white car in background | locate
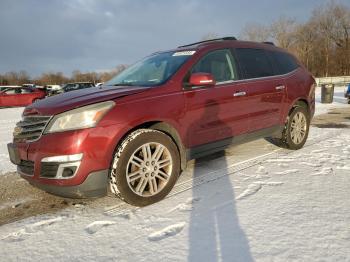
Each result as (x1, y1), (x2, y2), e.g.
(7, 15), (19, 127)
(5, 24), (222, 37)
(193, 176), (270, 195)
(45, 84), (63, 95)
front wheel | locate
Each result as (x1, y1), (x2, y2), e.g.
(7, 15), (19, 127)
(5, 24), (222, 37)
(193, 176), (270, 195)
(109, 129), (180, 206)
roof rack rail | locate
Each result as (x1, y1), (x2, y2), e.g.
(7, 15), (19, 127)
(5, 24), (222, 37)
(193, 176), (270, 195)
(262, 41), (275, 46)
(178, 36), (237, 48)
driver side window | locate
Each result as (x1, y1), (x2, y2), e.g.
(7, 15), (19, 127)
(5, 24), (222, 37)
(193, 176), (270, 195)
(191, 49), (238, 83)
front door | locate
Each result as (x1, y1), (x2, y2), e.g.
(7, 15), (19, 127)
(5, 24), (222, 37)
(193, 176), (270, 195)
(182, 49), (251, 148)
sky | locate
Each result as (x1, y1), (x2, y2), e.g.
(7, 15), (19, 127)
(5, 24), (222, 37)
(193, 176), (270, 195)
(0, 0), (348, 77)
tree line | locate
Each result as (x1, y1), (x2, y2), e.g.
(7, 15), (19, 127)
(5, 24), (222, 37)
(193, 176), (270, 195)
(240, 1), (350, 77)
(0, 65), (128, 86)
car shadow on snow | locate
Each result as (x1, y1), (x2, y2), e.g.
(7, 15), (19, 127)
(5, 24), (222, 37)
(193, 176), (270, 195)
(187, 100), (253, 261)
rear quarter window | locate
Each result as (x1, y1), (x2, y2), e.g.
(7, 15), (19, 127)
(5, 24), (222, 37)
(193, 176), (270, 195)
(235, 48), (274, 79)
(268, 51), (299, 75)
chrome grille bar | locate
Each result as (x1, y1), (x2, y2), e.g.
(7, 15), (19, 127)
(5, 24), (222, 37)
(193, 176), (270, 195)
(14, 115), (51, 142)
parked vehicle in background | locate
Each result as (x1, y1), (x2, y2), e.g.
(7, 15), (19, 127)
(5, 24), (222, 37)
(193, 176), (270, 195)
(0, 85), (21, 92)
(0, 87), (46, 107)
(56, 82), (95, 94)
(22, 83), (37, 89)
(45, 85), (63, 96)
(345, 83), (350, 104)
(8, 37), (315, 206)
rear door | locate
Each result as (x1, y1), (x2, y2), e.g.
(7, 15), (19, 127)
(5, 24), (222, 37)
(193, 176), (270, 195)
(182, 49), (251, 148)
(234, 48), (286, 132)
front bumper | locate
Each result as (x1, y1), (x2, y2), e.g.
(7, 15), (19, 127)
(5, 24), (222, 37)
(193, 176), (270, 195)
(8, 123), (126, 198)
(26, 169), (109, 198)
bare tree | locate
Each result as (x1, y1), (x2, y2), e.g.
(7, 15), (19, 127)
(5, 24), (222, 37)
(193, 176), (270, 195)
(270, 17), (297, 49)
(311, 1), (350, 76)
(293, 21), (318, 70)
(240, 23), (270, 42)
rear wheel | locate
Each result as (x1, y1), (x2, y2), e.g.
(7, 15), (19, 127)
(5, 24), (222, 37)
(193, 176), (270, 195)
(109, 129), (180, 206)
(275, 106), (310, 150)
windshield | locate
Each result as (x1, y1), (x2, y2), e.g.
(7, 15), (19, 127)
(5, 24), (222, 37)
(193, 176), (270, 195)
(105, 51), (194, 87)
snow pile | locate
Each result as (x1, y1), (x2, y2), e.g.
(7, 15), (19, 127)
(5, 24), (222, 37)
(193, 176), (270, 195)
(0, 107), (23, 175)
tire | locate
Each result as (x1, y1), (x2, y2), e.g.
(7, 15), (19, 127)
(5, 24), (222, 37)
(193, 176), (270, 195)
(276, 106), (310, 150)
(109, 129), (180, 206)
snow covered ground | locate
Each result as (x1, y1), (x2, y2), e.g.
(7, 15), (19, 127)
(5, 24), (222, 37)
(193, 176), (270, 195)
(0, 86), (350, 261)
(1, 126), (350, 261)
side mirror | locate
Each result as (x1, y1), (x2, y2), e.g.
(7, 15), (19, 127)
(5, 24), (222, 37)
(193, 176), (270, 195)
(189, 73), (216, 87)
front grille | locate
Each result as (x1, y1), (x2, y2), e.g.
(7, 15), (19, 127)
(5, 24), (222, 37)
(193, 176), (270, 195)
(40, 162), (59, 178)
(18, 160), (34, 175)
(14, 115), (51, 142)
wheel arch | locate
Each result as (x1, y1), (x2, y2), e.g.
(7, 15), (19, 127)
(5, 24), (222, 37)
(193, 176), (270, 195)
(288, 98), (309, 116)
(114, 121), (187, 172)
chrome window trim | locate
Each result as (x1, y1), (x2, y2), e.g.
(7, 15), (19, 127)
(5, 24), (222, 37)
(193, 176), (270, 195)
(214, 67), (299, 86)
(185, 66), (299, 90)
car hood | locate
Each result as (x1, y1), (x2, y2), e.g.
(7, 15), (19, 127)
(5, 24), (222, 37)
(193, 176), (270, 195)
(24, 85), (150, 116)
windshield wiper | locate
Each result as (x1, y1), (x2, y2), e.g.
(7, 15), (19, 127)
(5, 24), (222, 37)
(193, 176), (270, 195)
(111, 83), (135, 86)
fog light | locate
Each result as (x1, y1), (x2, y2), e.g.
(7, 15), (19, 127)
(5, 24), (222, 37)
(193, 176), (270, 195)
(62, 167), (77, 178)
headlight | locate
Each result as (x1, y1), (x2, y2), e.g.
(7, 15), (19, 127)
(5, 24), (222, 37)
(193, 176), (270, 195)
(44, 101), (115, 133)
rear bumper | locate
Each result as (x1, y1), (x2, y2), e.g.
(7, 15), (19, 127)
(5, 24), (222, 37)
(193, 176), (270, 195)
(24, 169), (109, 198)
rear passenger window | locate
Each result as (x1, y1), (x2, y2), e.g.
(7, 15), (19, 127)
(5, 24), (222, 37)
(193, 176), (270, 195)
(235, 48), (274, 79)
(22, 88), (33, 94)
(191, 49), (238, 83)
(269, 51), (299, 75)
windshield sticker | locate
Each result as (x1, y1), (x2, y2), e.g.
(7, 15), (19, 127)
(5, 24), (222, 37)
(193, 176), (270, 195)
(172, 51), (196, 56)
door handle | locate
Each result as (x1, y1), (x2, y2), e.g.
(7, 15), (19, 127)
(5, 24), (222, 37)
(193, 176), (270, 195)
(233, 91), (246, 97)
(275, 85), (285, 90)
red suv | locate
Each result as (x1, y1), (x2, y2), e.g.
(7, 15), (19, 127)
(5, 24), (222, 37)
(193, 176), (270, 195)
(8, 37), (315, 206)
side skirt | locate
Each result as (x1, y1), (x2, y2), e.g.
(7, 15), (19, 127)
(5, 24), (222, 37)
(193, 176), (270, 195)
(187, 125), (283, 160)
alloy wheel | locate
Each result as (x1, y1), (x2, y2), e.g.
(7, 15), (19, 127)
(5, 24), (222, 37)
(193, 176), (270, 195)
(290, 112), (307, 145)
(126, 142), (173, 197)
